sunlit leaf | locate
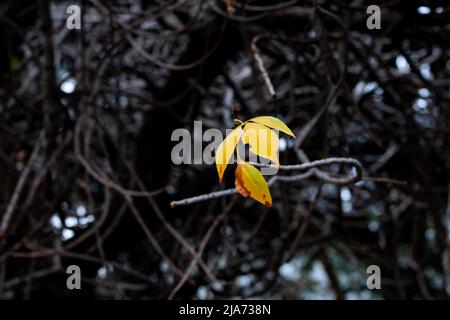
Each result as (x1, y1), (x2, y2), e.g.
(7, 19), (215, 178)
(242, 122), (280, 167)
(215, 125), (243, 183)
(249, 116), (296, 137)
(235, 162), (272, 207)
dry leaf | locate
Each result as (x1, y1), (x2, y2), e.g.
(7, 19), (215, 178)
(235, 162), (272, 207)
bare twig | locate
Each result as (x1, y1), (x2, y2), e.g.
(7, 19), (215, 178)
(251, 33), (276, 98)
(74, 114), (166, 198)
(170, 157), (363, 207)
(170, 188), (237, 208)
(0, 130), (44, 237)
(168, 200), (235, 300)
(124, 161), (220, 284)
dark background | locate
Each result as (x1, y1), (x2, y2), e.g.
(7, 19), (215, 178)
(0, 0), (450, 300)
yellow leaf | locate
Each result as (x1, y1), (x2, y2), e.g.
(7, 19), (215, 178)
(242, 122), (280, 167)
(215, 125), (243, 183)
(235, 162), (272, 207)
(249, 116), (296, 137)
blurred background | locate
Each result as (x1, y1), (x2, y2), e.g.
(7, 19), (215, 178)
(0, 0), (450, 299)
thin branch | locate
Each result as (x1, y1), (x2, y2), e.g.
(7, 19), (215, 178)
(251, 33), (276, 98)
(170, 157), (363, 207)
(168, 200), (235, 300)
(124, 161), (220, 284)
(170, 188), (237, 208)
(0, 130), (44, 237)
(74, 114), (166, 198)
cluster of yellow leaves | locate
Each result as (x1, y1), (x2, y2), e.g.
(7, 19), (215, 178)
(215, 116), (295, 207)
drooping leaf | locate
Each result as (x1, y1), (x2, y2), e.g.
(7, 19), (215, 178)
(249, 116), (296, 137)
(235, 162), (272, 207)
(215, 125), (243, 183)
(242, 122), (280, 167)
